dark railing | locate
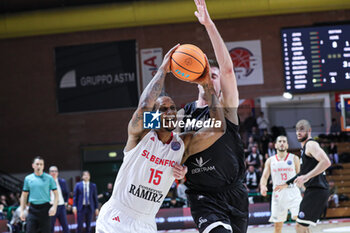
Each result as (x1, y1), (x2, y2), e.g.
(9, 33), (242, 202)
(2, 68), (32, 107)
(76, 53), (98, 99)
(0, 170), (23, 193)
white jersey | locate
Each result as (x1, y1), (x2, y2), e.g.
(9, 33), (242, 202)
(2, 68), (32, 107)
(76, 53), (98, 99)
(111, 130), (184, 217)
(269, 153), (302, 222)
(270, 153), (297, 189)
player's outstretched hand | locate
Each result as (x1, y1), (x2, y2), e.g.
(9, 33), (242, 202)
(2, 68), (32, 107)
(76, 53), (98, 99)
(194, 0), (212, 26)
(159, 44), (180, 73)
(274, 184), (287, 192)
(173, 164), (188, 180)
(192, 55), (211, 86)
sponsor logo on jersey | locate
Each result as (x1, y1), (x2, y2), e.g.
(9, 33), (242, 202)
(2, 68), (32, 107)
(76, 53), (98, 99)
(198, 217), (208, 228)
(141, 149), (177, 167)
(129, 184), (163, 203)
(150, 137), (155, 141)
(287, 160), (292, 165)
(298, 211), (305, 218)
(191, 157), (215, 174)
(143, 111), (161, 129)
(171, 141), (181, 151)
(112, 216), (120, 222)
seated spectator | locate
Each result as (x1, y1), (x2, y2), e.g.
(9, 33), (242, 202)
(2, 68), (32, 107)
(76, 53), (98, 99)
(66, 192), (74, 214)
(98, 182), (113, 205)
(330, 118), (341, 135)
(0, 195), (8, 207)
(249, 126), (261, 144)
(329, 142), (339, 164)
(10, 206), (28, 233)
(176, 179), (188, 206)
(8, 193), (19, 207)
(246, 146), (264, 171)
(328, 180), (339, 208)
(265, 141), (277, 160)
(244, 165), (261, 194)
(169, 197), (185, 208)
(0, 204), (6, 220)
(260, 129), (273, 156)
(245, 136), (256, 153)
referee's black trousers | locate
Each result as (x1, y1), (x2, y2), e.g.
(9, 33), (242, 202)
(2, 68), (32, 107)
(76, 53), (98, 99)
(26, 203), (51, 233)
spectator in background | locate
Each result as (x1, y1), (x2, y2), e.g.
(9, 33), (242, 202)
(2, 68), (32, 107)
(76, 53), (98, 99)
(66, 192), (74, 214)
(245, 136), (256, 153)
(244, 165), (261, 194)
(260, 129), (273, 156)
(265, 142), (277, 159)
(0, 195), (8, 207)
(169, 197), (185, 208)
(9, 193), (19, 207)
(257, 111), (270, 135)
(330, 118), (341, 135)
(243, 112), (258, 134)
(176, 179), (188, 206)
(0, 204), (6, 220)
(98, 183), (113, 205)
(20, 156), (58, 233)
(73, 171), (99, 233)
(329, 142), (339, 164)
(11, 205), (28, 233)
(49, 166), (70, 233)
(246, 145), (264, 171)
(328, 180), (339, 208)
(249, 126), (261, 144)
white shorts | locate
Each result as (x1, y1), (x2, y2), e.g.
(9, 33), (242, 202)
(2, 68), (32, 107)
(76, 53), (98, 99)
(269, 187), (302, 223)
(96, 200), (157, 233)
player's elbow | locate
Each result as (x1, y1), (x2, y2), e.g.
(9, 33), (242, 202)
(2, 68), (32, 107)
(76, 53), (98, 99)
(139, 101), (153, 111)
(325, 159), (332, 168)
(221, 66), (235, 76)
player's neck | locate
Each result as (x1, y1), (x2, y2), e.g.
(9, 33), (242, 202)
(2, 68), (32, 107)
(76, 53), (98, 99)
(277, 151), (288, 160)
(300, 137), (312, 147)
(155, 130), (173, 144)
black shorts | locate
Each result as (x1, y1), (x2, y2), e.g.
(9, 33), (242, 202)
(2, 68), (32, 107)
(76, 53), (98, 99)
(187, 184), (248, 233)
(296, 187), (329, 226)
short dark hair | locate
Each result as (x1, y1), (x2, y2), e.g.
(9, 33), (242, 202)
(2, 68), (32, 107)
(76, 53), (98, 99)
(82, 170), (90, 176)
(209, 59), (219, 68)
(32, 156), (44, 163)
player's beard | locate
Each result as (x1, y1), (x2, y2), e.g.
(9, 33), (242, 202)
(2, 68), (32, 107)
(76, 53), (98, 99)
(277, 148), (286, 152)
(298, 135), (308, 142)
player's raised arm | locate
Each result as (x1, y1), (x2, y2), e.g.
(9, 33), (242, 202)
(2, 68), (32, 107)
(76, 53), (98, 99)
(194, 0), (239, 124)
(260, 158), (271, 196)
(180, 61), (226, 163)
(125, 44), (179, 151)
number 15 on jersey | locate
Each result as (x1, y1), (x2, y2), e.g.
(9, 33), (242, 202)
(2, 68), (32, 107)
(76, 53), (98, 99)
(148, 168), (163, 185)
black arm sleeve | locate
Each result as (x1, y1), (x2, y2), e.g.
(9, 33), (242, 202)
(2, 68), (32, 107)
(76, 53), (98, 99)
(286, 174), (299, 185)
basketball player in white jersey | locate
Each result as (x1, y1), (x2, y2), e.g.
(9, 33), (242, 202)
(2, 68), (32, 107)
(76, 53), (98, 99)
(96, 45), (226, 233)
(260, 135), (302, 233)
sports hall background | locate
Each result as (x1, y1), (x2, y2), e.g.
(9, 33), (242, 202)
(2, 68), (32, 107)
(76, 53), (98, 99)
(0, 0), (350, 231)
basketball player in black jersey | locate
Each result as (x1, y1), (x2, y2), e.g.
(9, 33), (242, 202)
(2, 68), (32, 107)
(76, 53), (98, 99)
(174, 0), (248, 232)
(275, 119), (331, 233)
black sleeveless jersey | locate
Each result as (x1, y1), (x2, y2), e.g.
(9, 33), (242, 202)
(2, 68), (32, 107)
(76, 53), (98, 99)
(300, 139), (329, 189)
(182, 101), (246, 192)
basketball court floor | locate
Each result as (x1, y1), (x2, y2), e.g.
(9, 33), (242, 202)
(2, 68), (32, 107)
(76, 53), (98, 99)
(159, 219), (350, 233)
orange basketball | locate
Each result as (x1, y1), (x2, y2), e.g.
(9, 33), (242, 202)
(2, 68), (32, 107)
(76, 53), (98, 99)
(170, 44), (206, 82)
